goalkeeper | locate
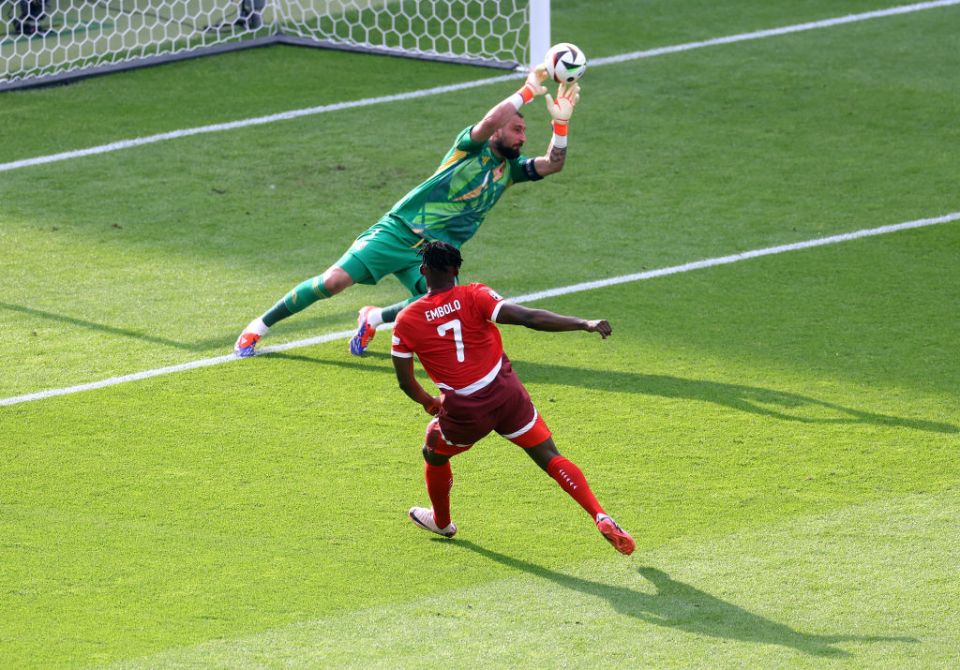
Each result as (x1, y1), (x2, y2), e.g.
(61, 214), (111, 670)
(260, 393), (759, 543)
(235, 67), (581, 357)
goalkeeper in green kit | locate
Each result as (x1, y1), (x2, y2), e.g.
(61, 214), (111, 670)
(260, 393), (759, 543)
(235, 66), (581, 357)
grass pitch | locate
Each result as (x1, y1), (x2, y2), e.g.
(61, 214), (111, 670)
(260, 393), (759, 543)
(1, 0), (959, 667)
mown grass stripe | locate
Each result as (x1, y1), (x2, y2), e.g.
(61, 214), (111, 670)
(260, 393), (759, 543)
(1, 0), (957, 174)
(2, 212), (957, 408)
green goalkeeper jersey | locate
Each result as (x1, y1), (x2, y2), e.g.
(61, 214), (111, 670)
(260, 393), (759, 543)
(388, 126), (542, 247)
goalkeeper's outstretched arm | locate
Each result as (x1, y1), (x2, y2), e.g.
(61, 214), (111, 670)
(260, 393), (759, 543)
(470, 65), (548, 143)
(531, 81), (580, 177)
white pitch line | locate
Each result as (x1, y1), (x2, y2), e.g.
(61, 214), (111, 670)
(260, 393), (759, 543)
(0, 329), (353, 407)
(2, 212), (958, 408)
(2, 0), (958, 174)
(591, 0), (960, 67)
(0, 77), (516, 173)
(508, 212), (960, 304)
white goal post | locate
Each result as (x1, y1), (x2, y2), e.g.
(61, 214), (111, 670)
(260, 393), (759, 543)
(1, 0), (550, 91)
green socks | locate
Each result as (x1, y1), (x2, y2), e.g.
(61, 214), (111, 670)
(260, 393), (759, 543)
(262, 275), (332, 327)
(380, 296), (419, 324)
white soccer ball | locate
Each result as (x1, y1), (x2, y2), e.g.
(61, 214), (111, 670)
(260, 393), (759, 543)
(544, 42), (587, 84)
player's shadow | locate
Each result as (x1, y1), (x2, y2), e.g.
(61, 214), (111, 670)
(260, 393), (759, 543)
(506, 361), (960, 433)
(511, 360), (957, 434)
(267, 352), (957, 434)
(448, 539), (916, 658)
(0, 301), (357, 353)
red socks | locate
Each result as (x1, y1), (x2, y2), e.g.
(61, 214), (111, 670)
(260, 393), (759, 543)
(426, 456), (602, 528)
(546, 455), (605, 519)
(424, 461), (453, 528)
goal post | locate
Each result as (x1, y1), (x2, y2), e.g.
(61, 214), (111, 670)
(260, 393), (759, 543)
(528, 0), (549, 68)
(1, 0), (551, 91)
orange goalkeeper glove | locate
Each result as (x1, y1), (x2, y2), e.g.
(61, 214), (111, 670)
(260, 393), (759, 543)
(545, 81), (580, 147)
(510, 64), (548, 108)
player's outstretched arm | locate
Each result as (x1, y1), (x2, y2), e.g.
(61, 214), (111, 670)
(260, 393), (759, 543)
(496, 302), (611, 338)
(470, 65), (548, 143)
(393, 355), (441, 415)
(532, 81), (580, 177)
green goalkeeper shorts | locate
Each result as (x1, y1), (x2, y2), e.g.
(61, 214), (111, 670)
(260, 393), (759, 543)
(335, 215), (427, 295)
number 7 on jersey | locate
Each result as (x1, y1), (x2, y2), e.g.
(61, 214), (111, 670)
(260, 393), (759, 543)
(436, 319), (465, 362)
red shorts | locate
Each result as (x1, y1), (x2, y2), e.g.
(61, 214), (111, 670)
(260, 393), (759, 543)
(425, 356), (552, 456)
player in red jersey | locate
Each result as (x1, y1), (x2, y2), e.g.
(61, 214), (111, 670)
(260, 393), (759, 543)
(392, 241), (635, 555)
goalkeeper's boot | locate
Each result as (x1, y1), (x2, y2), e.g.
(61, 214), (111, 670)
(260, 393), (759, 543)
(234, 331), (261, 358)
(234, 317), (269, 357)
(408, 507), (457, 538)
(349, 306), (377, 356)
(596, 513), (635, 556)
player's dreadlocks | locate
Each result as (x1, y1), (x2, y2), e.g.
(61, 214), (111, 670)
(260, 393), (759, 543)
(419, 240), (462, 273)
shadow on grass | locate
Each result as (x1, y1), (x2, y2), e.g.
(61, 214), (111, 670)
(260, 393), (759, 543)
(449, 539), (917, 658)
(0, 301), (357, 353)
(268, 352), (957, 434)
(513, 360), (958, 434)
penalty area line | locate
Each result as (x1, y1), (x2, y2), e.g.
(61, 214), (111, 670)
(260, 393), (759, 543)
(2, 211), (958, 408)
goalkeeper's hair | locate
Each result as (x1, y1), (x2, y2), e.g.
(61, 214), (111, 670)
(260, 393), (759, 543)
(420, 240), (462, 273)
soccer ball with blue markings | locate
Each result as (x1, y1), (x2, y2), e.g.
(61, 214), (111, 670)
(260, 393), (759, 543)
(544, 42), (587, 84)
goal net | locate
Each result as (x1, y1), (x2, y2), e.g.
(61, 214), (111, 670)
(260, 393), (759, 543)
(1, 0), (550, 91)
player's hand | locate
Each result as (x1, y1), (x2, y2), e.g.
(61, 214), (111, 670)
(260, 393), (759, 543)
(545, 81), (580, 124)
(585, 319), (612, 339)
(422, 396), (441, 416)
(515, 64), (548, 104)
(524, 64), (549, 97)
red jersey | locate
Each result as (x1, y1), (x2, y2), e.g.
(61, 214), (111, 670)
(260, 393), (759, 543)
(392, 283), (506, 394)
